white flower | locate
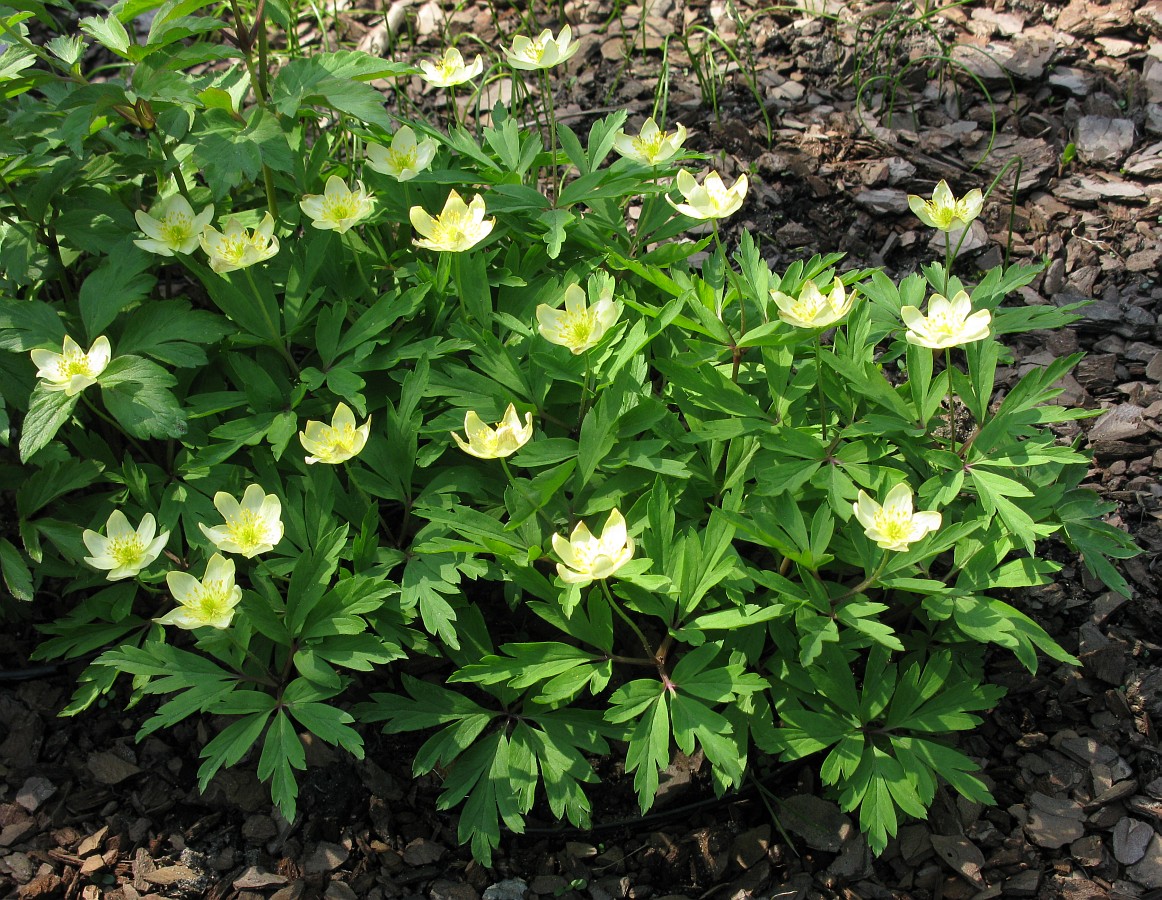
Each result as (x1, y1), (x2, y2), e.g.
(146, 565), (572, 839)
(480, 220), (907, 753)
(506, 25), (580, 71)
(366, 125), (438, 182)
(198, 484), (284, 558)
(199, 213), (279, 274)
(853, 483), (941, 552)
(419, 47), (484, 87)
(901, 290), (992, 349)
(552, 509), (635, 586)
(159, 554), (243, 630)
(410, 190), (495, 252)
(451, 404), (534, 459)
(536, 283), (619, 354)
(83, 510), (169, 581)
(668, 169), (748, 220)
(134, 195), (215, 256)
(299, 176), (374, 234)
(31, 335), (112, 396)
(908, 180), (984, 232)
(300, 402), (371, 464)
(612, 117), (687, 166)
(770, 277), (854, 329)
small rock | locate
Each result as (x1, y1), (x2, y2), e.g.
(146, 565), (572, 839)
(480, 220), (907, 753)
(825, 833), (872, 882)
(731, 825), (770, 870)
(430, 880), (479, 900)
(529, 875), (570, 895)
(1090, 404), (1149, 441)
(1147, 353), (1162, 382)
(87, 751), (141, 785)
(930, 834), (986, 887)
(1127, 248), (1162, 272)
(402, 837), (445, 867)
(1071, 834), (1103, 867)
(1129, 833), (1162, 888)
(1049, 67), (1091, 96)
(304, 841), (349, 874)
(1059, 736), (1119, 767)
(1003, 869), (1041, 896)
(233, 867), (288, 890)
(324, 884), (358, 900)
(143, 865), (197, 886)
(241, 814), (278, 845)
(1025, 810), (1085, 848)
(482, 879), (529, 900)
(1076, 116), (1136, 165)
(929, 220), (988, 253)
(1114, 818), (1153, 865)
(779, 794), (853, 853)
(854, 188), (910, 215)
(14, 778), (55, 814)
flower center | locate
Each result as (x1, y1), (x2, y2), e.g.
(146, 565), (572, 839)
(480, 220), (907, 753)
(109, 534), (145, 566)
(873, 508), (911, 543)
(526, 39), (545, 61)
(193, 580), (231, 620)
(430, 211), (468, 243)
(56, 348), (96, 380)
(226, 510), (267, 549)
(391, 149), (417, 171)
(790, 294), (824, 322)
(634, 133), (667, 161)
(323, 194), (358, 221)
(557, 311), (594, 348)
(161, 213), (193, 244)
(219, 233), (249, 263)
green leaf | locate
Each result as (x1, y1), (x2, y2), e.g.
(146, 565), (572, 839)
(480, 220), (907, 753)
(197, 709), (272, 791)
(79, 243), (155, 338)
(18, 385), (79, 462)
(0, 537), (33, 601)
(99, 355), (187, 440)
(287, 700), (364, 757)
(623, 691), (669, 812)
(193, 106), (293, 196)
(401, 554), (462, 650)
(257, 710), (306, 824)
(117, 300), (234, 367)
(79, 13), (131, 56)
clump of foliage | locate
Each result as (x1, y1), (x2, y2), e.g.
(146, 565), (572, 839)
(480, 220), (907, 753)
(0, 0), (1137, 864)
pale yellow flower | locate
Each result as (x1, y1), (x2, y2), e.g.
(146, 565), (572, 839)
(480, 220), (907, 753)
(770, 277), (853, 329)
(853, 483), (941, 552)
(907, 180), (984, 232)
(612, 117), (687, 166)
(410, 190), (494, 252)
(669, 169), (748, 220)
(536, 283), (619, 355)
(901, 290), (992, 349)
(299, 402), (371, 465)
(419, 47), (484, 87)
(366, 125), (438, 182)
(198, 484), (283, 558)
(199, 213), (279, 274)
(134, 195), (215, 256)
(159, 554), (242, 630)
(83, 510), (170, 581)
(31, 335), (111, 396)
(299, 176), (374, 234)
(452, 404), (533, 459)
(552, 509), (635, 586)
(506, 25), (580, 70)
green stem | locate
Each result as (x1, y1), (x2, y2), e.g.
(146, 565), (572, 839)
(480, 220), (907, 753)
(150, 131), (192, 202)
(345, 462), (398, 546)
(242, 266), (298, 375)
(577, 350), (594, 431)
(834, 553), (891, 606)
(81, 393), (154, 463)
(945, 346), (956, 455)
(540, 69), (560, 204)
(601, 580), (656, 663)
(815, 337), (828, 443)
(500, 457), (557, 531)
(445, 86), (460, 131)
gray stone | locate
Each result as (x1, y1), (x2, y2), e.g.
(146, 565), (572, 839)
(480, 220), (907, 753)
(303, 841), (349, 874)
(1049, 67), (1091, 96)
(854, 188), (910, 215)
(482, 879), (528, 900)
(325, 884), (359, 900)
(233, 867), (288, 890)
(1129, 833), (1162, 888)
(1114, 817), (1154, 864)
(929, 220), (989, 253)
(14, 777), (55, 813)
(1076, 116), (1136, 165)
(779, 794), (853, 853)
(430, 880), (479, 900)
(1025, 810), (1085, 848)
(1004, 869), (1042, 896)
